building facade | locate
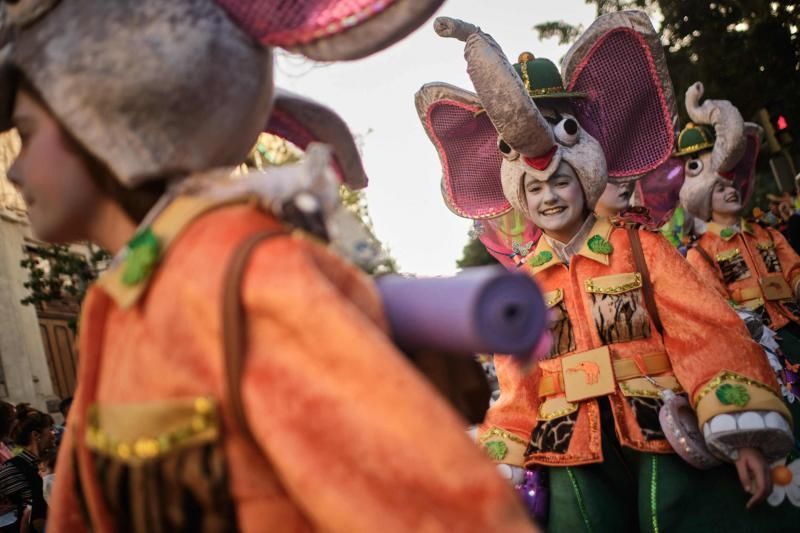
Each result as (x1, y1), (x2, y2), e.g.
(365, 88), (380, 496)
(0, 132), (66, 414)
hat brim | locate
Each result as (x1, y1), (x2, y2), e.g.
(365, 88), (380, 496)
(673, 142), (714, 158)
(531, 91), (587, 100)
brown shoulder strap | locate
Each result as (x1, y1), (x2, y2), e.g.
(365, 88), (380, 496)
(626, 227), (664, 336)
(222, 229), (289, 449)
(692, 243), (716, 270)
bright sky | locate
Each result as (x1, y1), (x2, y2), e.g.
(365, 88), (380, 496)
(275, 0), (597, 275)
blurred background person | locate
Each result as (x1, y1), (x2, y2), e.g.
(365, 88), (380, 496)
(0, 407), (55, 533)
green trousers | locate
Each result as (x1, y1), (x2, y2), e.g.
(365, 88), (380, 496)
(777, 322), (800, 444)
(546, 399), (800, 533)
(777, 322), (800, 356)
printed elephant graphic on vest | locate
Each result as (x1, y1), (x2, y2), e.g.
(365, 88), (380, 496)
(567, 361), (601, 385)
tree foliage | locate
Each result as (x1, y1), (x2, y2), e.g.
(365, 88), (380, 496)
(20, 244), (110, 330)
(456, 232), (497, 269)
(532, 21), (585, 45)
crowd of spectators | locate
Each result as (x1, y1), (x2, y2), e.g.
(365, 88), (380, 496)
(0, 398), (69, 533)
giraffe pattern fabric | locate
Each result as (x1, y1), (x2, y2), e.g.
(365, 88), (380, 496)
(527, 411), (579, 455)
(758, 243), (782, 274)
(589, 291), (651, 345)
(548, 300), (576, 357)
(717, 251), (751, 284)
(627, 396), (665, 441)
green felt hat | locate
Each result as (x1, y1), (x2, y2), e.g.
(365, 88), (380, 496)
(674, 123), (716, 157)
(513, 52), (586, 100)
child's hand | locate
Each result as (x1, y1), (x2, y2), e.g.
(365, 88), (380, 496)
(735, 447), (772, 509)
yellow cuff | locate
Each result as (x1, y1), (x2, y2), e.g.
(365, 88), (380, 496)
(478, 426), (529, 466)
(693, 370), (792, 430)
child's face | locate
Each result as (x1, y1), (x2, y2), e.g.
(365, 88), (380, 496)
(524, 161), (587, 239)
(596, 181), (633, 217)
(710, 180), (742, 217)
(8, 90), (107, 244)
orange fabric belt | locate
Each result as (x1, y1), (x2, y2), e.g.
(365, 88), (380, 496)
(537, 352), (670, 398)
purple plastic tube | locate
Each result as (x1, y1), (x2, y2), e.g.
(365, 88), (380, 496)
(375, 265), (547, 359)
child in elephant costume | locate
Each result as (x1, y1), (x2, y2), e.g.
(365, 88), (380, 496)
(678, 83), (800, 451)
(417, 11), (800, 532)
(0, 1), (536, 531)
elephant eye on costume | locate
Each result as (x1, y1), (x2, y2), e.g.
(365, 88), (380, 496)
(553, 118), (579, 146)
(685, 157), (703, 177)
(497, 138), (520, 161)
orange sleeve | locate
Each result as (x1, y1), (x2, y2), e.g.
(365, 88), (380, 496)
(769, 228), (800, 291)
(237, 235), (535, 533)
(686, 244), (729, 300)
(640, 231), (786, 425)
(477, 355), (541, 467)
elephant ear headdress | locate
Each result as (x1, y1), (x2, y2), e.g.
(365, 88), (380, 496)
(637, 82), (762, 224)
(0, 0), (446, 190)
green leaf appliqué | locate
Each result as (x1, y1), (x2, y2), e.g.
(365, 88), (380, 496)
(484, 440), (508, 461)
(715, 383), (750, 407)
(122, 228), (161, 286)
(720, 228), (735, 240)
(587, 234), (614, 255)
(530, 250), (553, 267)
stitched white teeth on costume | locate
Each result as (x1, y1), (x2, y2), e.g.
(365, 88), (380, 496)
(540, 206), (566, 216)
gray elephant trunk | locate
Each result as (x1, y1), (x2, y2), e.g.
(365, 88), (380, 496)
(461, 31), (554, 158)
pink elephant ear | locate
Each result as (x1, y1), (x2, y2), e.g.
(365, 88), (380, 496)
(266, 90), (367, 189)
(477, 212), (542, 270)
(728, 125), (762, 207)
(215, 0), (445, 60)
(416, 83), (509, 219)
(635, 157), (686, 227)
(563, 11), (677, 179)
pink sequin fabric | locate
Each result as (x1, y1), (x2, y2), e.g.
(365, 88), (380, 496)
(636, 157), (685, 227)
(568, 28), (674, 178)
(215, 0), (397, 46)
(426, 100), (509, 219)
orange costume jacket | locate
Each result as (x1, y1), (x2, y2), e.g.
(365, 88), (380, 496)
(477, 217), (790, 468)
(687, 220), (800, 330)
(49, 196), (534, 532)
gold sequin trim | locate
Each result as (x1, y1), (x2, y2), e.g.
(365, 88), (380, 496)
(538, 404), (578, 420)
(520, 62), (533, 94)
(85, 396), (217, 460)
(528, 85), (568, 97)
(619, 380), (683, 398)
(693, 371), (776, 407)
(545, 288), (563, 308)
(756, 242), (774, 251)
(715, 248), (741, 262)
(675, 141), (714, 154)
(478, 427), (527, 446)
(584, 273), (642, 294)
